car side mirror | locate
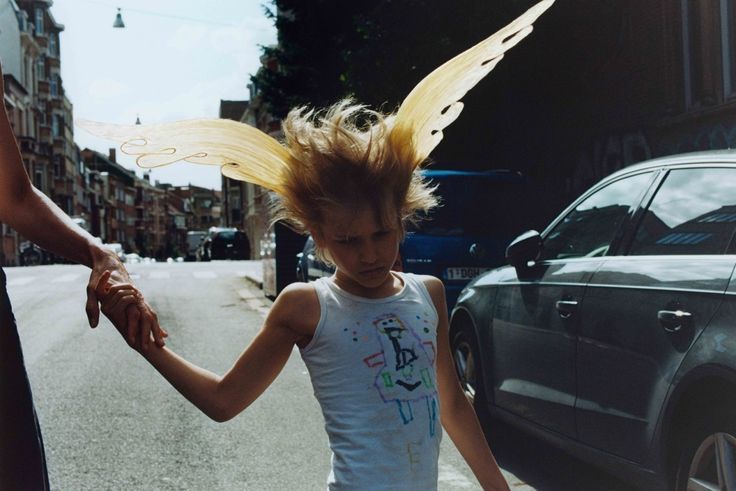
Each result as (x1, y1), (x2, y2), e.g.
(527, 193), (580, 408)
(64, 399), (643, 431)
(506, 230), (542, 269)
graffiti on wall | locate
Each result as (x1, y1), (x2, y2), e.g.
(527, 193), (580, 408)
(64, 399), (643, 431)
(657, 123), (736, 155)
(569, 130), (652, 194)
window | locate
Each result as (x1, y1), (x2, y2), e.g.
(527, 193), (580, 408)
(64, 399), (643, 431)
(50, 75), (58, 96)
(35, 7), (43, 35)
(542, 172), (652, 260)
(682, 0), (736, 107)
(36, 57), (45, 81)
(49, 33), (58, 57)
(51, 114), (59, 137)
(34, 167), (43, 190)
(629, 168), (736, 255)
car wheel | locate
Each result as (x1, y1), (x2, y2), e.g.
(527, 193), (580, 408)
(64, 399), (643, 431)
(674, 410), (736, 491)
(451, 322), (489, 418)
(22, 249), (42, 266)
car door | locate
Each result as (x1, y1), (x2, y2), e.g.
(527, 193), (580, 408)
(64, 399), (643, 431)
(576, 166), (736, 463)
(492, 171), (654, 437)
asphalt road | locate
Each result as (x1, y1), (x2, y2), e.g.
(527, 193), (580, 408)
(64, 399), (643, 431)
(5, 261), (638, 490)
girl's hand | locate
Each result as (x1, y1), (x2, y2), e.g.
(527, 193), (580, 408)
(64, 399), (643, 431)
(95, 270), (167, 351)
(87, 248), (167, 349)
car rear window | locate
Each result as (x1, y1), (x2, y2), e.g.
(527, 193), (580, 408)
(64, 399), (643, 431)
(410, 175), (528, 236)
(629, 167), (736, 255)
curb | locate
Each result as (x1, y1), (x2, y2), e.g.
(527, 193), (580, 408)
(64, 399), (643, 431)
(244, 274), (263, 290)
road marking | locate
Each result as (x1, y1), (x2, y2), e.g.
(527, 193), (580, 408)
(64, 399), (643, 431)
(149, 272), (171, 279)
(51, 274), (80, 283)
(7, 276), (35, 286)
(193, 271), (217, 279)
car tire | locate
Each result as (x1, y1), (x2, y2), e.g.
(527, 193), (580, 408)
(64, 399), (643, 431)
(673, 407), (736, 491)
(451, 322), (490, 421)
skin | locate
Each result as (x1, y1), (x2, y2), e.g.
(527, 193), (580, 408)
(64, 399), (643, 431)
(98, 205), (509, 490)
(0, 65), (166, 349)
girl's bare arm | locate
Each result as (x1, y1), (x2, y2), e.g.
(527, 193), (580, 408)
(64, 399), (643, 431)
(99, 278), (317, 422)
(423, 276), (510, 491)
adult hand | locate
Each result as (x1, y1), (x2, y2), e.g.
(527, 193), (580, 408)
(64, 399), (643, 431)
(86, 247), (167, 349)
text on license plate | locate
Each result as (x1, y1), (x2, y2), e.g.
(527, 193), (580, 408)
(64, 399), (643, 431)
(445, 267), (491, 281)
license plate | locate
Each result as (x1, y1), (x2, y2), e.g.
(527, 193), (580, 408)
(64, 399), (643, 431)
(445, 267), (490, 281)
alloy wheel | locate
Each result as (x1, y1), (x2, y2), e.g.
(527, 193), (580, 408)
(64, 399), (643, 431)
(453, 337), (477, 401)
(686, 432), (736, 491)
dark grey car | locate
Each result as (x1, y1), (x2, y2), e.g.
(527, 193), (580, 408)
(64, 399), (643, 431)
(450, 151), (736, 491)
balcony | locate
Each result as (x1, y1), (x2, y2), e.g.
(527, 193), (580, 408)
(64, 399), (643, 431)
(18, 136), (37, 154)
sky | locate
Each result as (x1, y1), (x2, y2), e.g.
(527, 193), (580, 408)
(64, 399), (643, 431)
(52, 0), (277, 190)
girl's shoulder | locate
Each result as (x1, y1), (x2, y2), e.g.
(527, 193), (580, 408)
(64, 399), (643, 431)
(406, 273), (446, 312)
(268, 282), (321, 343)
(406, 273), (444, 295)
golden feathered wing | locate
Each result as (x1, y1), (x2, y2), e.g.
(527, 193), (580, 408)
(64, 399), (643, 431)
(75, 118), (292, 194)
(390, 0), (555, 166)
(77, 0), (553, 186)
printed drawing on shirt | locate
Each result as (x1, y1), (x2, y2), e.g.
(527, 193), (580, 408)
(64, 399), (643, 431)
(363, 313), (438, 436)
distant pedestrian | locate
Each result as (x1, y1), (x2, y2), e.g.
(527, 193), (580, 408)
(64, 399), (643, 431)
(0, 64), (167, 490)
(91, 2), (553, 489)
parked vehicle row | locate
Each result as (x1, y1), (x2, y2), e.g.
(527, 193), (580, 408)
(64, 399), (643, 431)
(195, 227), (250, 261)
(294, 169), (532, 311)
(450, 150), (736, 491)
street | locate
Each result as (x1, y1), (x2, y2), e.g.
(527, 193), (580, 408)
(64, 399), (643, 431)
(7, 261), (635, 490)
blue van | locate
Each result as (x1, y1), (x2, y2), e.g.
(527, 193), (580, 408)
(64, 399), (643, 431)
(402, 169), (530, 309)
(294, 169), (531, 309)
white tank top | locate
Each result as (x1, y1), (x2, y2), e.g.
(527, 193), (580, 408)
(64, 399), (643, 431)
(300, 272), (442, 490)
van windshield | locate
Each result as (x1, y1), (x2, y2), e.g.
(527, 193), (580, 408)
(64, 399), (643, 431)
(411, 175), (528, 236)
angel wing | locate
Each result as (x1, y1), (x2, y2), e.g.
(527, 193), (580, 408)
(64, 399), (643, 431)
(76, 118), (292, 194)
(391, 0), (554, 165)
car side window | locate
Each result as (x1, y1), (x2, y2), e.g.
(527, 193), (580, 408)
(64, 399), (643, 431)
(542, 172), (652, 260)
(629, 168), (736, 255)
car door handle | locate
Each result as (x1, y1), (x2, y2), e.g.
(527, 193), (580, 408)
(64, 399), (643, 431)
(658, 309), (692, 333)
(555, 300), (578, 319)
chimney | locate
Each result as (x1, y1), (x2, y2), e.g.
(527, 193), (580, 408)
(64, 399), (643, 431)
(109, 148), (116, 162)
(144, 173), (150, 182)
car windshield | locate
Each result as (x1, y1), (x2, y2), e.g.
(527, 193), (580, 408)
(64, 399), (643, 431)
(410, 175), (528, 236)
(216, 230), (236, 240)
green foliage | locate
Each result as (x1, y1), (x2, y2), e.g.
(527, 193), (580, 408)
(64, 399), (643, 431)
(253, 1), (533, 118)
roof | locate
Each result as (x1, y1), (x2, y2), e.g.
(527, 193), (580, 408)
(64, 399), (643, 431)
(606, 149), (736, 181)
(219, 100), (249, 121)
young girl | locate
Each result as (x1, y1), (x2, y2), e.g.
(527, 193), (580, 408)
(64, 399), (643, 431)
(98, 101), (509, 490)
(91, 3), (554, 488)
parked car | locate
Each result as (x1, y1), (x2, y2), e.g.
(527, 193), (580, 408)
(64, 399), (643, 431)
(197, 227), (250, 261)
(296, 236), (334, 282)
(450, 151), (736, 491)
(403, 169), (531, 309)
(18, 241), (50, 266)
(185, 230), (207, 261)
(294, 169), (532, 310)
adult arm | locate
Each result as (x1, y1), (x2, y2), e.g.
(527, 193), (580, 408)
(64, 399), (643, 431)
(423, 276), (510, 491)
(0, 70), (164, 347)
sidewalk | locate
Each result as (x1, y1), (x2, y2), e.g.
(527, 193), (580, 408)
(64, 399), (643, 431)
(243, 260), (264, 290)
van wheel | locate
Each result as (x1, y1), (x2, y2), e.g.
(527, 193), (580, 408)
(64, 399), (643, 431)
(451, 322), (489, 419)
(673, 412), (736, 491)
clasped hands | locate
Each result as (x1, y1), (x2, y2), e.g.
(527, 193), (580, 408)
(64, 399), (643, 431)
(90, 269), (167, 351)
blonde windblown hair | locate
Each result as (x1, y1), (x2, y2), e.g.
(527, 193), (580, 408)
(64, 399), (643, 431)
(274, 100), (436, 236)
(76, 0), (553, 243)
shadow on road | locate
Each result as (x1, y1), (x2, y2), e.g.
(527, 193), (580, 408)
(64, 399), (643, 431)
(480, 413), (641, 491)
